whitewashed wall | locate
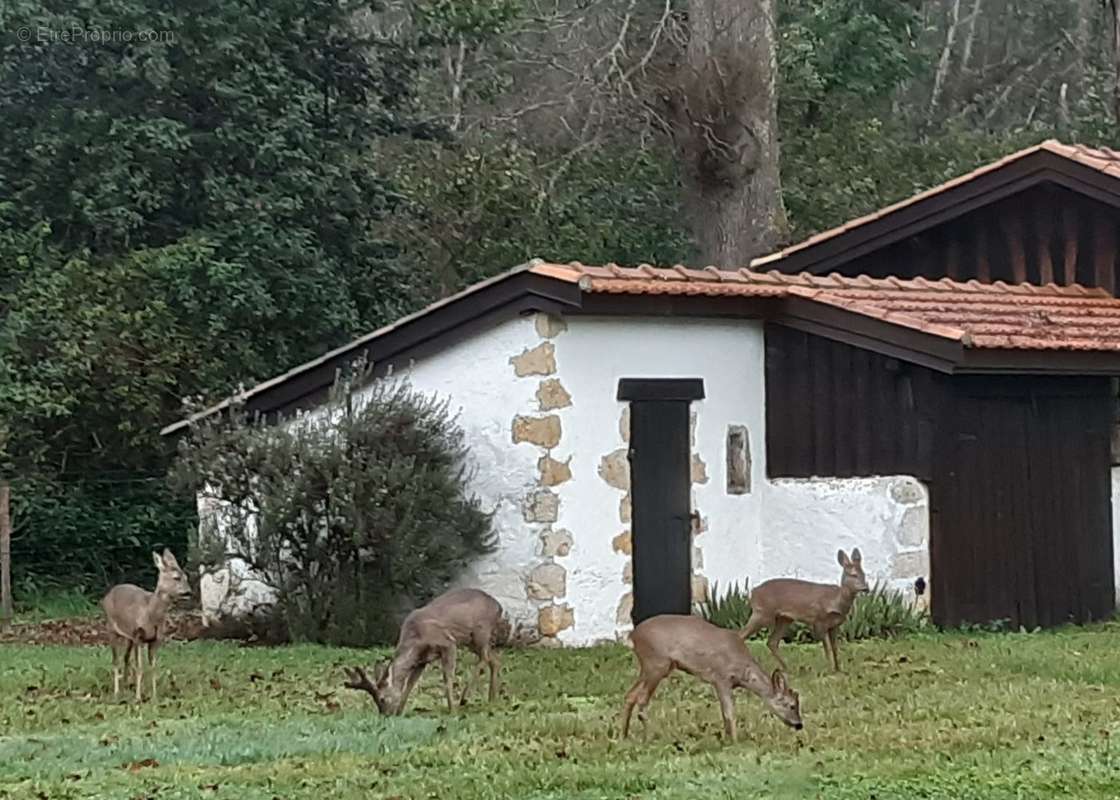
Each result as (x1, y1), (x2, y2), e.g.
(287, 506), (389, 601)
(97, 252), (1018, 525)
(196, 312), (934, 644)
(365, 316), (546, 634)
(551, 316), (768, 644)
(762, 477), (930, 601)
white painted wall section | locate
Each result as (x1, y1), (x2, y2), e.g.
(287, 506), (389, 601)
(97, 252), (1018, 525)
(552, 316), (767, 645)
(762, 476), (930, 601)
(385, 316), (544, 634)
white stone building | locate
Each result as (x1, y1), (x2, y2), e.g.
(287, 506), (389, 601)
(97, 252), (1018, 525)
(165, 143), (1120, 643)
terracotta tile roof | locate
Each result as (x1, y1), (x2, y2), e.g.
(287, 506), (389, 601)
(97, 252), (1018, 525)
(750, 140), (1120, 269)
(528, 260), (1120, 352)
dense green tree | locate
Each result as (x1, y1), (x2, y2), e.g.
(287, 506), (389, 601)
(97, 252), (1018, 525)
(0, 0), (436, 585)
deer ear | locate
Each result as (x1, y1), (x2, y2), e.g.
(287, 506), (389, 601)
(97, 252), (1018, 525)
(771, 669), (787, 691)
(152, 551), (164, 570)
(162, 549), (180, 569)
(837, 549), (849, 567)
(850, 547), (862, 564)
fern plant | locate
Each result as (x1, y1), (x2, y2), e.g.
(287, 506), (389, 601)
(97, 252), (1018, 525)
(699, 580), (928, 641)
(696, 581), (753, 629)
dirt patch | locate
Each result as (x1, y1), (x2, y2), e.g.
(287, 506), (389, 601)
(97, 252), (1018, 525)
(0, 611), (207, 647)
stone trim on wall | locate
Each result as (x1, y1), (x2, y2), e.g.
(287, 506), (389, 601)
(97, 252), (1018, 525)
(605, 405), (633, 638)
(689, 409), (710, 606)
(510, 312), (574, 645)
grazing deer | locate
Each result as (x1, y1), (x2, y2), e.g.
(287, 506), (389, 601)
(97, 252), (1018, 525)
(742, 548), (869, 673)
(343, 588), (505, 715)
(101, 549), (192, 702)
(621, 614), (803, 742)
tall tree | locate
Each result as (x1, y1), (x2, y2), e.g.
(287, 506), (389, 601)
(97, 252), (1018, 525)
(662, 0), (787, 263)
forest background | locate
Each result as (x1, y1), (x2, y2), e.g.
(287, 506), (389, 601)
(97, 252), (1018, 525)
(1, 0), (1115, 589)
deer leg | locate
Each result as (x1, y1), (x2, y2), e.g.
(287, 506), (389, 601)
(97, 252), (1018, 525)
(815, 624), (833, 669)
(459, 652), (486, 706)
(134, 640), (144, 703)
(767, 618), (791, 673)
(439, 646), (458, 713)
(148, 640), (160, 703)
(622, 663), (669, 738)
(741, 610), (768, 640)
(827, 627), (842, 673)
(109, 636), (124, 699)
(621, 678), (646, 738)
(398, 663), (426, 714)
(460, 636), (492, 706)
(714, 682), (737, 742)
(487, 651), (501, 703)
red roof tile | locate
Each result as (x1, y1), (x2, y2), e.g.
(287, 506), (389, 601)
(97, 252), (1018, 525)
(528, 260), (1120, 352)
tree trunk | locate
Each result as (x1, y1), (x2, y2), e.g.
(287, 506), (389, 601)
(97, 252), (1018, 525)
(664, 0), (786, 265)
(1111, 0), (1120, 125)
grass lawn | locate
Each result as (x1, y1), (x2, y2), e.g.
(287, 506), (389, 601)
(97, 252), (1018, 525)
(2, 624), (1119, 799)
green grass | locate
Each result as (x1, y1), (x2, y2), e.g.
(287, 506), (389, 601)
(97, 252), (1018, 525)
(2, 625), (1119, 798)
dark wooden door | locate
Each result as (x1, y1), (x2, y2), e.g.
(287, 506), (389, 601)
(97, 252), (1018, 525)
(931, 378), (1114, 629)
(629, 400), (692, 624)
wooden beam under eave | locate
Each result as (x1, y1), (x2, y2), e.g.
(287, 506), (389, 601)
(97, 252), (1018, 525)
(1062, 206), (1079, 285)
(1002, 214), (1027, 284)
(1092, 210), (1117, 294)
(945, 234), (961, 280)
(1035, 199), (1054, 285)
(975, 220), (991, 282)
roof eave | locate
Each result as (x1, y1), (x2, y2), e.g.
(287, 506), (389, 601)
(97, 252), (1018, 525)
(953, 347), (1120, 375)
(160, 264), (584, 436)
(774, 296), (966, 373)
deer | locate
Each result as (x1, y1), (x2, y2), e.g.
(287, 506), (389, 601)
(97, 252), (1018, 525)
(343, 588), (505, 716)
(621, 614), (803, 742)
(742, 548), (869, 673)
(101, 549), (192, 702)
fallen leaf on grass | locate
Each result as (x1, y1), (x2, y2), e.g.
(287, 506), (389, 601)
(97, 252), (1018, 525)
(124, 758), (160, 772)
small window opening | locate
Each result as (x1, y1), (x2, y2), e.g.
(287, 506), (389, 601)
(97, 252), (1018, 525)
(726, 425), (751, 495)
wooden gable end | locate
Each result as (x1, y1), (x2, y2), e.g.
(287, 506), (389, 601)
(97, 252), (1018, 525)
(828, 184), (1120, 293)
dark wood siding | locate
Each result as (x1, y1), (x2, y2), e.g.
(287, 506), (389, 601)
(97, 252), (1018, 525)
(765, 325), (1116, 628)
(817, 184), (1120, 293)
(765, 325), (942, 480)
(933, 377), (1115, 628)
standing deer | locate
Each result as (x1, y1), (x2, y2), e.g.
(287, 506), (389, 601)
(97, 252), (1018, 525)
(621, 614), (803, 742)
(101, 549), (192, 702)
(343, 588), (505, 715)
(742, 548), (869, 673)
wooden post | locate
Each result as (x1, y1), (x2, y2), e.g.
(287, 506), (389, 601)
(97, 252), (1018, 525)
(0, 481), (11, 633)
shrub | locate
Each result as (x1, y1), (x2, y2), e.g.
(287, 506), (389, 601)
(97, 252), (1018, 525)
(698, 580), (928, 641)
(173, 366), (495, 646)
(840, 583), (929, 640)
